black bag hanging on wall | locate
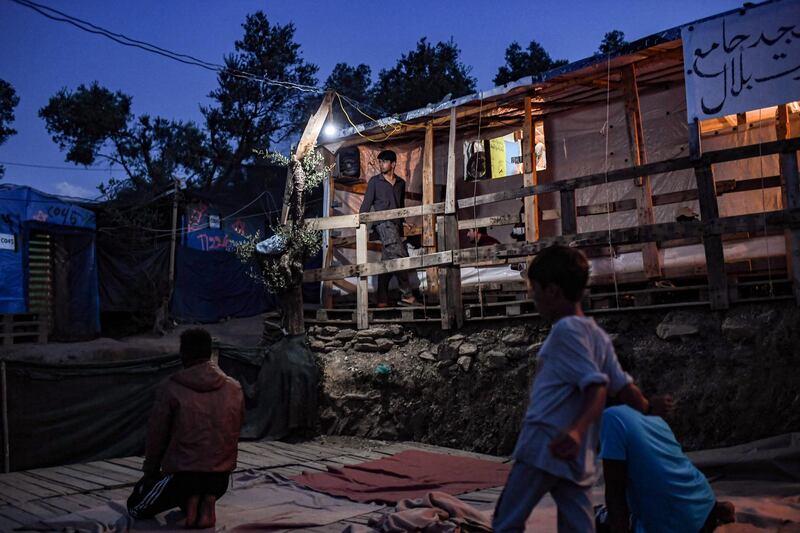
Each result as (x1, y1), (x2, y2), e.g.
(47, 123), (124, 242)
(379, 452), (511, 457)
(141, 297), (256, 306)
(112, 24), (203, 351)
(337, 146), (360, 178)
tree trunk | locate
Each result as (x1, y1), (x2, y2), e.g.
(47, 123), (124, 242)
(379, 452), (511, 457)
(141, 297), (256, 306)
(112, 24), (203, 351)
(280, 282), (305, 336)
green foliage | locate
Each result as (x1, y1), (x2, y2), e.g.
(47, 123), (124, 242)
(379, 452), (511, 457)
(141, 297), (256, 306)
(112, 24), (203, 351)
(235, 149), (328, 294)
(371, 38), (476, 115)
(599, 30), (628, 56)
(0, 79), (19, 179)
(236, 220), (321, 294)
(493, 40), (568, 86)
(254, 146), (333, 192)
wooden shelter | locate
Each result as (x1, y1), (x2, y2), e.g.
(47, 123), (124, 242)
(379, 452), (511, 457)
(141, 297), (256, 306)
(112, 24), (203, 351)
(301, 0), (800, 329)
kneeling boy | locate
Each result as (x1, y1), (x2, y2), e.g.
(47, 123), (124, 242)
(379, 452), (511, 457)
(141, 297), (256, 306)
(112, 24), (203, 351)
(127, 328), (245, 528)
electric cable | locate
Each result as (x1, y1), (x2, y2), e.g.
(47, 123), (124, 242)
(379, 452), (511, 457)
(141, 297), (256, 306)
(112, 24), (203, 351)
(601, 53), (621, 309)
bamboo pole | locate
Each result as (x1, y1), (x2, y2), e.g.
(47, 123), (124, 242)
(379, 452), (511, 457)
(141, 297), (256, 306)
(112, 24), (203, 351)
(2, 360), (9, 473)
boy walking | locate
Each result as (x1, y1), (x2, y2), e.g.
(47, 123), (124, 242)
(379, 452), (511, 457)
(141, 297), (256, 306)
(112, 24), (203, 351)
(493, 245), (653, 532)
(127, 328), (245, 529)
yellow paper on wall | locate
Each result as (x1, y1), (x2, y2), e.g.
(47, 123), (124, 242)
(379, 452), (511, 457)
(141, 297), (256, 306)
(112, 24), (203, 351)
(489, 137), (506, 179)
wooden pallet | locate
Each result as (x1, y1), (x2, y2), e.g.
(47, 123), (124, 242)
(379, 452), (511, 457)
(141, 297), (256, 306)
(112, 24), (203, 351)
(309, 304), (442, 325)
(1, 313), (47, 346)
(0, 437), (509, 531)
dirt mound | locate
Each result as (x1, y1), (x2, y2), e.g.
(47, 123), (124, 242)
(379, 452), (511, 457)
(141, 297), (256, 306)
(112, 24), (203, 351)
(310, 302), (800, 455)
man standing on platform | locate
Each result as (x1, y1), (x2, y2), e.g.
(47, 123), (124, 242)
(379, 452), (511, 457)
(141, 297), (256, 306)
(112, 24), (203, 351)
(360, 150), (417, 308)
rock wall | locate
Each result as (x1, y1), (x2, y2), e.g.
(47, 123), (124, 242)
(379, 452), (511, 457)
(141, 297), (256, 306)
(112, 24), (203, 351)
(308, 302), (800, 455)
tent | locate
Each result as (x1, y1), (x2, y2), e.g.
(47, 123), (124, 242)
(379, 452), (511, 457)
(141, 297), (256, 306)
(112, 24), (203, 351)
(0, 184), (100, 340)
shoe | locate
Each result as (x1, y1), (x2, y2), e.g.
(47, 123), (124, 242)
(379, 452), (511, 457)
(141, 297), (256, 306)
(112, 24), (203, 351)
(398, 295), (419, 306)
(184, 495), (200, 528)
(197, 495), (216, 529)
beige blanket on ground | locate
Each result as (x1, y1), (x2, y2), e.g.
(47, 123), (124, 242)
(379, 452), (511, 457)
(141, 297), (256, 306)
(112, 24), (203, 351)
(342, 491), (492, 533)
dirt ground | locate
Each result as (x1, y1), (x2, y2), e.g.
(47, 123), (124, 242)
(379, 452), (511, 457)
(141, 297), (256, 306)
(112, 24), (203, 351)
(4, 302), (798, 456)
(309, 301), (800, 454)
(0, 314), (264, 363)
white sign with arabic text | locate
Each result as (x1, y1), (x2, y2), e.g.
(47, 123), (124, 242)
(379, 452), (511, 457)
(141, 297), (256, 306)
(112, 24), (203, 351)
(682, 0), (800, 122)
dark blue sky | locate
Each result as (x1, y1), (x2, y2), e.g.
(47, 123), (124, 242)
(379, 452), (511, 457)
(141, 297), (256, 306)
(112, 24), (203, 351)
(0, 0), (742, 197)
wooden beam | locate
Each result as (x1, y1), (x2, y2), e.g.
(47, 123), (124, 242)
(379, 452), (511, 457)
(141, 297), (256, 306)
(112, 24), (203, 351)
(359, 203), (446, 224)
(422, 122), (436, 247)
(457, 137), (800, 210)
(689, 120), (728, 310)
(304, 208), (800, 281)
(560, 189), (578, 235)
(322, 154), (336, 309)
(776, 104), (800, 305)
(308, 138), (800, 234)
(458, 213), (522, 230)
(437, 216), (463, 330)
(445, 107), (457, 214)
(306, 213), (360, 230)
(362, 251), (453, 277)
(356, 223), (369, 330)
(456, 208), (800, 264)
(522, 96), (539, 241)
(621, 63), (661, 278)
(281, 91), (334, 224)
(334, 182), (367, 194)
(422, 122), (439, 297)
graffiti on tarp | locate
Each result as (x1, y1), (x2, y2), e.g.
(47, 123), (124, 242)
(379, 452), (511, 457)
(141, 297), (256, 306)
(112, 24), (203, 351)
(47, 205), (87, 226)
(231, 218), (247, 236)
(187, 203), (208, 232)
(0, 213), (19, 232)
(184, 201), (263, 252)
(197, 233), (234, 251)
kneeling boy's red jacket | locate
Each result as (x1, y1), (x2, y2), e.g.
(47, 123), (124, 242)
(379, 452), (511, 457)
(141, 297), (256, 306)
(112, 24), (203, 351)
(142, 361), (245, 475)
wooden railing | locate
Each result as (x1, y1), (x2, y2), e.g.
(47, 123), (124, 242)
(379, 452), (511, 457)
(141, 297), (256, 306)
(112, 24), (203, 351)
(304, 129), (800, 330)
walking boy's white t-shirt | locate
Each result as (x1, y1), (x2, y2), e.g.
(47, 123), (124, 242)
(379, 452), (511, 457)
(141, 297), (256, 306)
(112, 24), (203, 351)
(512, 315), (632, 486)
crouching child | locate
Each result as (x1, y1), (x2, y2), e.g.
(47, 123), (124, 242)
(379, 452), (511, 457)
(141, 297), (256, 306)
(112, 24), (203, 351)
(127, 328), (245, 529)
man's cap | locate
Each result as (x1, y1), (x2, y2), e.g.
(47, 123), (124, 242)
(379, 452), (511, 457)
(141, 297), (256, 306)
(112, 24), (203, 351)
(377, 150), (397, 162)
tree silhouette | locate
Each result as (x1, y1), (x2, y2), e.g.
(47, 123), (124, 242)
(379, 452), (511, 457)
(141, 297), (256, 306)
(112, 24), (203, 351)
(494, 40), (568, 85)
(371, 38), (476, 115)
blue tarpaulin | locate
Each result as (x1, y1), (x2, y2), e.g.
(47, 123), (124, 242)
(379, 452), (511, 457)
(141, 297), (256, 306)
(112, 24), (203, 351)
(0, 184), (99, 338)
(171, 245), (275, 323)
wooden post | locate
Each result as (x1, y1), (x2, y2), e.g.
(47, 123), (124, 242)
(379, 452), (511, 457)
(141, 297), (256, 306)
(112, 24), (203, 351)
(168, 178), (179, 298)
(356, 223), (369, 330)
(522, 96), (539, 241)
(621, 64), (661, 278)
(2, 360), (8, 473)
(422, 122), (439, 297)
(689, 120), (729, 309)
(281, 91), (334, 225)
(438, 216), (463, 330)
(439, 108), (463, 329)
(277, 91), (334, 335)
(560, 189), (577, 235)
(322, 169), (336, 309)
(776, 104), (800, 304)
(445, 107), (457, 214)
